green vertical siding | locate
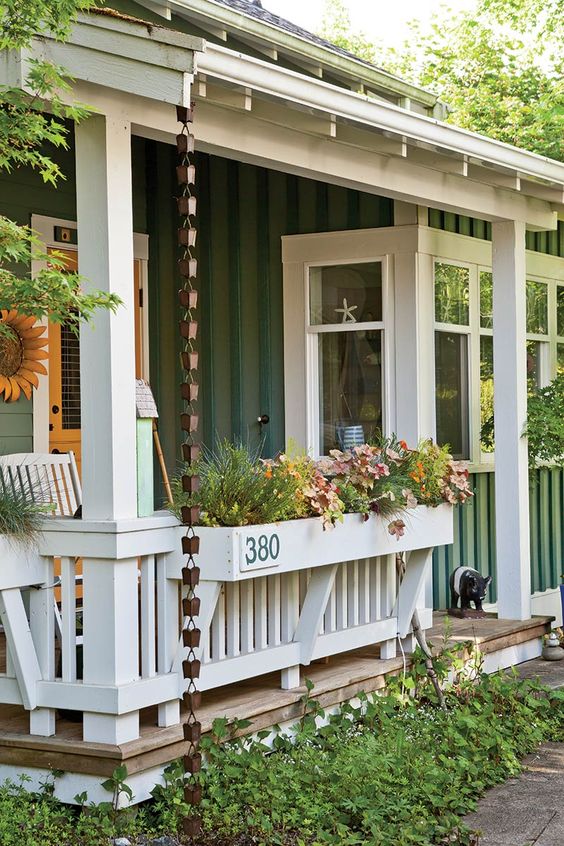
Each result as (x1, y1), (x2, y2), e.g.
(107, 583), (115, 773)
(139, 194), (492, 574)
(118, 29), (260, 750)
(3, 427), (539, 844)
(147, 143), (393, 469)
(433, 468), (564, 609)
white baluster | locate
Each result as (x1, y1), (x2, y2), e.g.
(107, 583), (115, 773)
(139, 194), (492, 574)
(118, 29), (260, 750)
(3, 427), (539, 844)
(281, 572), (300, 690)
(140, 556), (156, 678)
(225, 583), (240, 658)
(29, 557), (56, 736)
(254, 577), (268, 651)
(60, 557), (77, 683)
(156, 555), (180, 727)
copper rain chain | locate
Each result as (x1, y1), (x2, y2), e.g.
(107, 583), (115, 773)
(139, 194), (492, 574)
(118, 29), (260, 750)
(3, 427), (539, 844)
(177, 103), (203, 838)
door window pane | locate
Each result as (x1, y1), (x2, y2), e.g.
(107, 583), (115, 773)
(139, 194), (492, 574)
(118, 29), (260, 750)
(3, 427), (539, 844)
(479, 271), (493, 329)
(319, 330), (382, 454)
(434, 263), (470, 325)
(558, 286), (564, 337)
(435, 331), (469, 459)
(526, 280), (548, 334)
(480, 336), (494, 453)
(309, 263), (382, 326)
(61, 323), (81, 430)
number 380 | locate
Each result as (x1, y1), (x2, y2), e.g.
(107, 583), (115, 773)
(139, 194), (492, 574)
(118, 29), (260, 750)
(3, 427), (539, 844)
(245, 533), (280, 566)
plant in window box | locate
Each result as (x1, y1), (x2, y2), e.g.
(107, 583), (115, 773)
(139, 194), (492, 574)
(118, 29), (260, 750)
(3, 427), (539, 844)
(0, 487), (53, 588)
(170, 438), (471, 582)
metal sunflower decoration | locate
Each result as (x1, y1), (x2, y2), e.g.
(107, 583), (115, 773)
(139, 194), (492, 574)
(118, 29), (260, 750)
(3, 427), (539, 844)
(0, 310), (48, 402)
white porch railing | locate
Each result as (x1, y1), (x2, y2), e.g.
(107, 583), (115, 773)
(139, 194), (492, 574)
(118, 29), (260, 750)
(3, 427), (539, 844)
(0, 506), (452, 745)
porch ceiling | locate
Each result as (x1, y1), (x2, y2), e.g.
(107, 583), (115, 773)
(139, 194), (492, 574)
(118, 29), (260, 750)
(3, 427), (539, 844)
(193, 44), (564, 225)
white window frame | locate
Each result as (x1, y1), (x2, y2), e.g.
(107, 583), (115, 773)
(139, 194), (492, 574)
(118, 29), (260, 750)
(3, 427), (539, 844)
(428, 230), (564, 471)
(30, 215), (149, 452)
(305, 256), (390, 456)
(282, 229), (398, 458)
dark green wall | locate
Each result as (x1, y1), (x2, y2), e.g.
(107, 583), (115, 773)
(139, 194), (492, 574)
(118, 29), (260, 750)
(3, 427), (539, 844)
(146, 141), (393, 476)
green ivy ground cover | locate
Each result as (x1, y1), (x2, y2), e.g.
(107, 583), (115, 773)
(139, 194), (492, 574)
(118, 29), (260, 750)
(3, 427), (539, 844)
(0, 665), (562, 846)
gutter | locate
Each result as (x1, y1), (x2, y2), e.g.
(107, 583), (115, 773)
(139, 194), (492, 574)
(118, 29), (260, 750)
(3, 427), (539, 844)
(198, 44), (564, 189)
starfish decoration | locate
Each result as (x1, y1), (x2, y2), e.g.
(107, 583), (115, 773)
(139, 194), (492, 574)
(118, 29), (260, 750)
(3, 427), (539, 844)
(335, 298), (358, 324)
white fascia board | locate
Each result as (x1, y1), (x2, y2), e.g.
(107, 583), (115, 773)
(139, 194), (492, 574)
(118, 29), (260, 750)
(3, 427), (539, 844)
(170, 0), (438, 107)
(197, 44), (564, 191)
(20, 14), (204, 107)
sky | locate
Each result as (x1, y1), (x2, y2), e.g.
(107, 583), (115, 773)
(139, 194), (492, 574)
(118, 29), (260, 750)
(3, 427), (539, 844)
(261, 0), (476, 47)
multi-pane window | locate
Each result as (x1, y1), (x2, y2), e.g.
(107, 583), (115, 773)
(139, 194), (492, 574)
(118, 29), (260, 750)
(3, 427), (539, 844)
(434, 261), (562, 466)
(434, 262), (470, 459)
(308, 262), (384, 455)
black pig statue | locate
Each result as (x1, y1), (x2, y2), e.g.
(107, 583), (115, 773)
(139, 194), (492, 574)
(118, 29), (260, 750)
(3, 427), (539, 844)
(449, 566), (492, 615)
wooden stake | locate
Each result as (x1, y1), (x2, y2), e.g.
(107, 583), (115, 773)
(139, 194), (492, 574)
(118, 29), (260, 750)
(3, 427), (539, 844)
(153, 420), (173, 505)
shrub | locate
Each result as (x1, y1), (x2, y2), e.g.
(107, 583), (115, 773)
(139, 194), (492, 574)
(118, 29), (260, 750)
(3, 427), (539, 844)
(526, 373), (564, 468)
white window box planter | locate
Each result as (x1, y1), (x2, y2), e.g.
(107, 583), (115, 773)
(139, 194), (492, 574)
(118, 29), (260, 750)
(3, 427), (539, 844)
(0, 536), (45, 590)
(174, 503), (454, 582)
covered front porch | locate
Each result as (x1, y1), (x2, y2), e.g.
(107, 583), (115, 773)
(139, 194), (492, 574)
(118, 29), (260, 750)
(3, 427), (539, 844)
(0, 4), (563, 802)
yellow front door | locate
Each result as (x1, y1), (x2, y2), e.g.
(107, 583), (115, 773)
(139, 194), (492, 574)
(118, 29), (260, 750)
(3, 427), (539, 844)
(48, 251), (146, 475)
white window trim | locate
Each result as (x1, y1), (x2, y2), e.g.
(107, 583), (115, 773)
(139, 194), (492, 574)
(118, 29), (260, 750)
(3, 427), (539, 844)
(30, 215), (149, 452)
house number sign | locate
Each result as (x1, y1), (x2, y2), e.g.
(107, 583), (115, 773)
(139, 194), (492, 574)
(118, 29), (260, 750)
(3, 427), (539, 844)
(239, 530), (281, 571)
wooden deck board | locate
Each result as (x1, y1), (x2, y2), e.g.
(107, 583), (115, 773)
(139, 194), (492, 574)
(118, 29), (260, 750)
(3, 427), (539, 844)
(0, 613), (551, 778)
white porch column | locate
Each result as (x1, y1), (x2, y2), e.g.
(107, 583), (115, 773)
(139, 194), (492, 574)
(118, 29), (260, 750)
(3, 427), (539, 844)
(492, 220), (531, 620)
(75, 113), (140, 743)
(75, 112), (137, 521)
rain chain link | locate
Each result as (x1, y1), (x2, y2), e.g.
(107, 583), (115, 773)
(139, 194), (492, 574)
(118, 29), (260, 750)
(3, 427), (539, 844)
(176, 103), (202, 839)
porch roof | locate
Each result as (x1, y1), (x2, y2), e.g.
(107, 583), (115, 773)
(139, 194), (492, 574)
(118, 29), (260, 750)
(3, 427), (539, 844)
(195, 42), (564, 221)
(132, 0), (443, 113)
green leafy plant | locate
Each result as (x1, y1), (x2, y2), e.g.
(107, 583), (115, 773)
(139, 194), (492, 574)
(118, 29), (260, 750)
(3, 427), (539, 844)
(171, 439), (306, 527)
(525, 373), (564, 468)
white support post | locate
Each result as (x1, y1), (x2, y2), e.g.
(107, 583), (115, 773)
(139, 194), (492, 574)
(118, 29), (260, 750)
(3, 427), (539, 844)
(75, 111), (140, 744)
(75, 112), (137, 521)
(492, 220), (531, 620)
(394, 247), (435, 610)
(82, 558), (140, 744)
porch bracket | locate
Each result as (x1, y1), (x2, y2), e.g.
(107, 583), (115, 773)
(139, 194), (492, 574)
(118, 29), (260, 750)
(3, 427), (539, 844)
(393, 547), (433, 639)
(0, 589), (42, 710)
(294, 564), (339, 666)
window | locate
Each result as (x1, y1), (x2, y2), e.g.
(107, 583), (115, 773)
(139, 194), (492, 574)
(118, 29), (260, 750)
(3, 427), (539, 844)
(434, 262), (471, 459)
(308, 262), (384, 455)
(434, 259), (563, 466)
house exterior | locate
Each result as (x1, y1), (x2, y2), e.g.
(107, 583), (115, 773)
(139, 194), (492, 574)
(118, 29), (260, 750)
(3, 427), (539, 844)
(0, 0), (563, 802)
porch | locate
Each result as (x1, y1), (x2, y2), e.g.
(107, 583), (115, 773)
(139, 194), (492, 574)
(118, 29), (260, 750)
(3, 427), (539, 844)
(0, 612), (551, 804)
(0, 1), (563, 808)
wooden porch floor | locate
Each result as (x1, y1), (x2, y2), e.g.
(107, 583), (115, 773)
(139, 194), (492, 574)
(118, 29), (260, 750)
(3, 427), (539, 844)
(0, 613), (551, 780)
